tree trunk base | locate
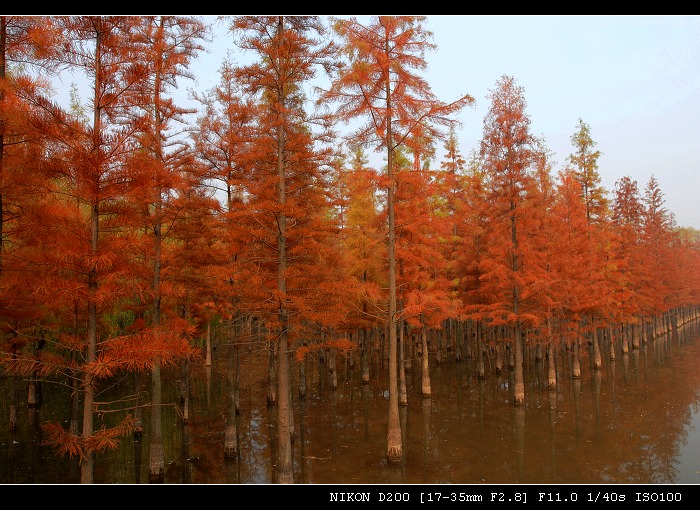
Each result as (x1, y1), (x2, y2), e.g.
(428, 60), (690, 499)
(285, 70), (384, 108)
(224, 445), (238, 460)
(148, 471), (164, 483)
(387, 446), (402, 464)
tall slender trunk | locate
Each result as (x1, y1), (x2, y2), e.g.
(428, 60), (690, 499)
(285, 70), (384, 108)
(0, 21), (12, 428)
(385, 45), (402, 463)
(149, 20), (166, 481)
(511, 205), (524, 406)
(80, 26), (104, 480)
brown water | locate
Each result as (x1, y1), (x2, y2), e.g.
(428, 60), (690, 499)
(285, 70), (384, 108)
(2, 326), (700, 485)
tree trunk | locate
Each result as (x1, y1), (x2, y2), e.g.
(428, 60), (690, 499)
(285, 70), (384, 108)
(9, 375), (17, 432)
(224, 342), (239, 460)
(27, 373), (37, 407)
(547, 340), (557, 389)
(204, 320), (212, 367)
(180, 358), (190, 424)
(384, 64), (402, 465)
(328, 339), (337, 391)
(632, 322), (640, 349)
(495, 336), (504, 374)
(608, 326), (616, 361)
(267, 334), (277, 405)
(513, 326), (524, 406)
(399, 320), (408, 406)
(80, 199), (99, 484)
(148, 361), (164, 482)
(592, 328), (602, 370)
(275, 331), (294, 483)
(476, 323), (485, 380)
(133, 371), (143, 436)
(298, 342), (307, 399)
(571, 337), (581, 379)
(420, 319), (431, 397)
(274, 21), (294, 480)
(148, 218), (165, 482)
(454, 319), (462, 362)
(360, 329), (370, 384)
(0, 19), (10, 433)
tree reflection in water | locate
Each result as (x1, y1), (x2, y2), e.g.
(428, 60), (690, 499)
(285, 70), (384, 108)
(2, 324), (700, 484)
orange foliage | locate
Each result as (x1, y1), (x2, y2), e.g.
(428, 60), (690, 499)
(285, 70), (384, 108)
(294, 335), (357, 362)
(41, 414), (135, 461)
(90, 328), (201, 378)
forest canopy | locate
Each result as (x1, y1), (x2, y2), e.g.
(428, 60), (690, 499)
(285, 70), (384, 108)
(1, 15), (698, 483)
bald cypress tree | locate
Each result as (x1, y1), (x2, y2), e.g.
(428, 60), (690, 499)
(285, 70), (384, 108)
(321, 15), (473, 461)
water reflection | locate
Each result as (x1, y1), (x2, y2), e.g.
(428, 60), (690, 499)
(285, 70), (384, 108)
(1, 326), (700, 484)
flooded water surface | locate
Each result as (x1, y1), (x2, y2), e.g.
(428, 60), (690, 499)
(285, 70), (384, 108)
(2, 326), (700, 485)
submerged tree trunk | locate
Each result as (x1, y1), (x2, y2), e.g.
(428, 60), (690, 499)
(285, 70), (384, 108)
(454, 319), (462, 362)
(275, 330), (293, 483)
(399, 319), (407, 406)
(592, 328), (602, 370)
(476, 323), (485, 380)
(571, 337), (581, 379)
(513, 326), (524, 406)
(9, 373), (17, 432)
(420, 319), (431, 397)
(360, 329), (370, 384)
(27, 339), (38, 408)
(180, 359), (190, 424)
(495, 337), (504, 374)
(224, 342), (239, 460)
(204, 320), (212, 367)
(267, 334), (277, 405)
(328, 339), (338, 391)
(148, 360), (164, 482)
(608, 326), (616, 361)
(133, 371), (143, 436)
(70, 357), (81, 437)
(547, 340), (557, 389)
(622, 323), (630, 354)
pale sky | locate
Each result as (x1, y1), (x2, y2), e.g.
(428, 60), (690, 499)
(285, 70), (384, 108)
(198, 15), (700, 228)
(56, 15), (700, 228)
(423, 15), (700, 229)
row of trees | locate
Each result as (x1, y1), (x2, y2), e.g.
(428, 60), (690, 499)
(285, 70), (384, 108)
(1, 16), (699, 484)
